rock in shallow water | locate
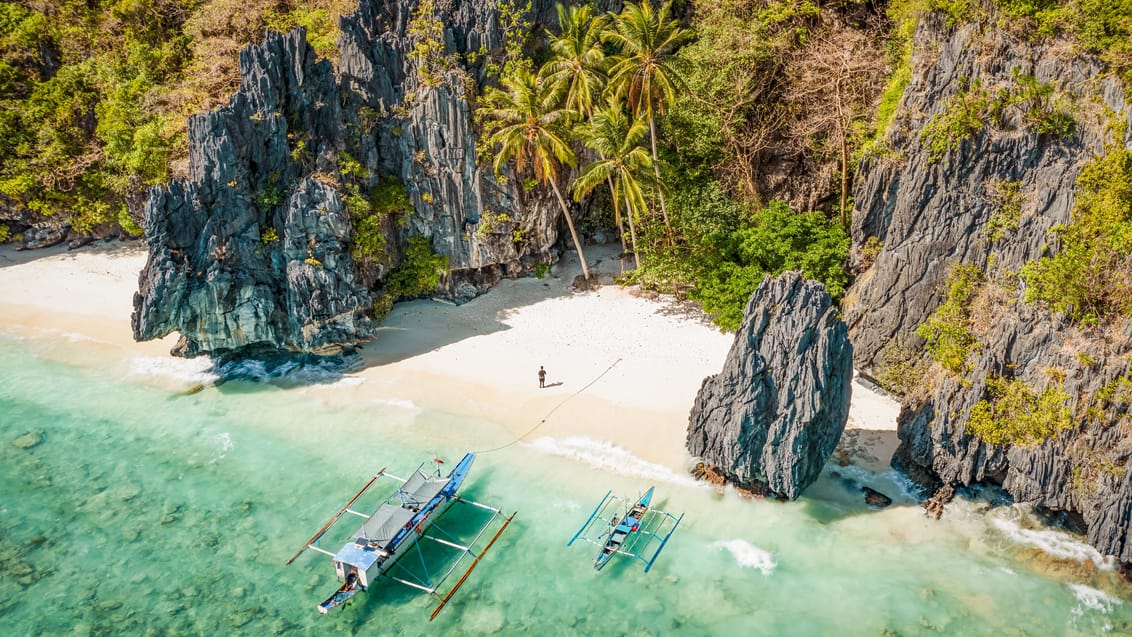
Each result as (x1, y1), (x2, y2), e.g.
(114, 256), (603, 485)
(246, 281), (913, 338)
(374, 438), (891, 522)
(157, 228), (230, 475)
(11, 430), (44, 449)
(687, 272), (853, 499)
(862, 486), (893, 508)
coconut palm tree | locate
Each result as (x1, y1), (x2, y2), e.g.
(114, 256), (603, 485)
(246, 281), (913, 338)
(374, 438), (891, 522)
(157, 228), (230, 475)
(605, 0), (690, 240)
(540, 4), (632, 256)
(481, 68), (590, 280)
(573, 106), (653, 269)
(540, 3), (609, 118)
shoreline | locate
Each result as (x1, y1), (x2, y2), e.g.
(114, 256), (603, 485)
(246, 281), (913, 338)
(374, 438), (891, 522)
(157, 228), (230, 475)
(0, 241), (900, 477)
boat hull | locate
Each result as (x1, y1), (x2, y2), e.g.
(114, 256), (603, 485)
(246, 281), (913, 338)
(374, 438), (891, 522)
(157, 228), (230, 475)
(318, 454), (475, 612)
(593, 487), (654, 571)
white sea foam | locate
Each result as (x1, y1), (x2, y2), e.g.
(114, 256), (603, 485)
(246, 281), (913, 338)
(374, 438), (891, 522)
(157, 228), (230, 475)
(989, 512), (1115, 569)
(127, 356), (217, 386)
(35, 327), (103, 343)
(525, 436), (699, 487)
(1070, 583), (1120, 615)
(210, 432), (233, 464)
(882, 469), (926, 501)
(1069, 583), (1118, 635)
(371, 397), (421, 413)
(713, 539), (776, 575)
(829, 464), (924, 503)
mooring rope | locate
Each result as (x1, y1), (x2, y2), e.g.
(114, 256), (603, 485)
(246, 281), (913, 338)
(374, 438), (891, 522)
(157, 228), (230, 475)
(473, 357), (623, 455)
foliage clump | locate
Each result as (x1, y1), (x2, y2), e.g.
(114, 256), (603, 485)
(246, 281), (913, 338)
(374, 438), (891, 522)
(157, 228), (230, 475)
(875, 337), (930, 398)
(1020, 149), (1132, 324)
(966, 374), (1073, 446)
(984, 178), (1024, 243)
(0, 1), (358, 235)
(351, 179), (413, 261)
(915, 263), (985, 375)
(682, 200), (850, 331)
(386, 236), (448, 299)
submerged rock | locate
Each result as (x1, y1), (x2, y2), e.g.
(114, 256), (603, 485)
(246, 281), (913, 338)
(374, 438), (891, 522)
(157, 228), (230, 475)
(687, 272), (854, 499)
(11, 430), (44, 450)
(923, 484), (956, 520)
(862, 486), (893, 508)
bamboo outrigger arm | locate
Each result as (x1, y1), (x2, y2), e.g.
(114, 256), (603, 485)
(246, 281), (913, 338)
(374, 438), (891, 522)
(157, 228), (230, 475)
(429, 510), (517, 621)
(285, 468), (387, 565)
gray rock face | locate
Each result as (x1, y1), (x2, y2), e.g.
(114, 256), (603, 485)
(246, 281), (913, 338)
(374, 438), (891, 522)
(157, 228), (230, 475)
(893, 305), (1132, 559)
(845, 11), (1130, 370)
(687, 272), (854, 499)
(845, 9), (1132, 559)
(134, 1), (595, 355)
(133, 31), (373, 356)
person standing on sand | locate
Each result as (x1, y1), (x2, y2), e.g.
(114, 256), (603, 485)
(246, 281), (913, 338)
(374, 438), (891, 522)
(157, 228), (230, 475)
(539, 366), (546, 388)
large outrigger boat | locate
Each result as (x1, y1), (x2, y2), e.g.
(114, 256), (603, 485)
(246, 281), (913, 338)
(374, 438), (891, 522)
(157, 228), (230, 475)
(568, 485), (683, 573)
(286, 453), (514, 618)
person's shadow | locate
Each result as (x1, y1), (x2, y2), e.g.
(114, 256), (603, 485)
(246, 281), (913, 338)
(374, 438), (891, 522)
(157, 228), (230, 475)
(542, 381), (564, 388)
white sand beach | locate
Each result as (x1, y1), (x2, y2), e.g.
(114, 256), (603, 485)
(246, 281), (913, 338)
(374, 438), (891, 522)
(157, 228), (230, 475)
(0, 241), (900, 474)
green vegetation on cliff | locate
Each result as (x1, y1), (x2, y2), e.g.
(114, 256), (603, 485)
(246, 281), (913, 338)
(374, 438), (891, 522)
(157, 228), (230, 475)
(386, 236), (448, 299)
(1022, 148), (1132, 324)
(0, 0), (355, 233)
(967, 373), (1073, 446)
(914, 0), (1132, 82)
(916, 263), (984, 375)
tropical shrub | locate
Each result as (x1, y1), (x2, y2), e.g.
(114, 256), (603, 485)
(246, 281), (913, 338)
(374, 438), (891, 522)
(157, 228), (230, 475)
(915, 263), (985, 375)
(386, 236), (448, 299)
(688, 200), (850, 331)
(966, 374), (1073, 446)
(1021, 149), (1132, 323)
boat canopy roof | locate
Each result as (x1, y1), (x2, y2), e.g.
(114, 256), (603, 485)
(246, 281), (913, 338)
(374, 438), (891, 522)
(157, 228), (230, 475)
(354, 503), (414, 545)
(399, 470), (449, 508)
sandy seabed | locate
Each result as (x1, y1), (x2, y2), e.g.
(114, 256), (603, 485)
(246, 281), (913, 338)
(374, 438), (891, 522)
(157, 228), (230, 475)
(0, 240), (900, 474)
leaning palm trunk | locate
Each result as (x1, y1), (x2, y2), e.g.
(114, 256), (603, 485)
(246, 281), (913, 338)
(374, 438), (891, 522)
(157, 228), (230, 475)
(607, 174), (627, 254)
(623, 191), (641, 270)
(647, 113), (671, 244)
(548, 179), (591, 280)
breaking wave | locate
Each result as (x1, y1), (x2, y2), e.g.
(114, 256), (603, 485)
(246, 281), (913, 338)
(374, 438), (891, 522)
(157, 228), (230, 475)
(127, 356), (217, 387)
(526, 436), (699, 487)
(989, 512), (1115, 569)
(713, 539), (776, 575)
(1070, 583), (1120, 615)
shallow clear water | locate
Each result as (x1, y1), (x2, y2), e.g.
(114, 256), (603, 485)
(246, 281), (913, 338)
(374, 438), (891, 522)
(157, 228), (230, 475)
(1, 334), (1130, 636)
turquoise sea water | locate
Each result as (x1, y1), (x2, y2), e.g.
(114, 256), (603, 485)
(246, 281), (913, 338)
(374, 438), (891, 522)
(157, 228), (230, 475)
(2, 332), (1131, 636)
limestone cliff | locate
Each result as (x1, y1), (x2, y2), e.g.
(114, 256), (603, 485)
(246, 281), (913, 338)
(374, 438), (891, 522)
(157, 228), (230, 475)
(844, 8), (1132, 559)
(688, 272), (853, 500)
(133, 0), (582, 356)
(132, 31), (372, 357)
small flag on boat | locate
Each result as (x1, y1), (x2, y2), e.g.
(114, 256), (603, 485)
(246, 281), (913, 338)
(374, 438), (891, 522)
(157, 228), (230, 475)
(433, 457), (444, 464)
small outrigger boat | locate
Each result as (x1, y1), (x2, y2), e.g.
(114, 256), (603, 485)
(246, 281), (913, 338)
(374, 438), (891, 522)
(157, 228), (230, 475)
(568, 485), (683, 573)
(286, 453), (514, 618)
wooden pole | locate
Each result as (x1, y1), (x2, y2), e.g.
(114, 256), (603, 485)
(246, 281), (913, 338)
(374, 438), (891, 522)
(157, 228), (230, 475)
(285, 469), (386, 565)
(429, 511), (516, 621)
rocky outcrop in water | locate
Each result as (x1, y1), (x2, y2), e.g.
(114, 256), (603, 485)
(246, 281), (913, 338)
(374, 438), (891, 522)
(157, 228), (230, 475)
(844, 7), (1132, 559)
(687, 272), (853, 499)
(133, 0), (589, 356)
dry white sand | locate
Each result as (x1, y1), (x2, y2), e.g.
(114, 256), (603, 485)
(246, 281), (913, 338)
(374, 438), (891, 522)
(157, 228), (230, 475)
(0, 241), (900, 473)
